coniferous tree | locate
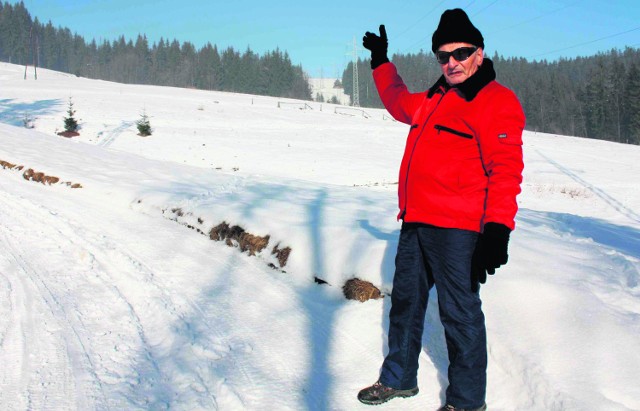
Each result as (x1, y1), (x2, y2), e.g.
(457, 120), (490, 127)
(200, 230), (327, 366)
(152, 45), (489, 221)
(2, 0), (639, 140)
(608, 59), (627, 142)
(0, 2), (312, 100)
(63, 97), (79, 133)
(341, 46), (640, 144)
(136, 109), (152, 136)
(626, 62), (640, 144)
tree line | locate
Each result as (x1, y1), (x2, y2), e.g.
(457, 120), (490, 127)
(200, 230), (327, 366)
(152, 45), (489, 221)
(0, 1), (311, 99)
(3, 0), (639, 144)
(342, 48), (640, 145)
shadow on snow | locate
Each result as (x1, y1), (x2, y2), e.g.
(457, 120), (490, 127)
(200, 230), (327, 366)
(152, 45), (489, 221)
(0, 98), (63, 127)
(125, 177), (639, 409)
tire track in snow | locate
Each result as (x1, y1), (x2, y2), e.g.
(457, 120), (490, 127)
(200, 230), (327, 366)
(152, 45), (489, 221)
(0, 190), (183, 409)
(71, 231), (222, 410)
(535, 149), (640, 223)
(0, 252), (33, 411)
(81, 228), (259, 409)
(0, 268), (13, 349)
(0, 188), (252, 409)
(0, 208), (95, 410)
(97, 121), (134, 148)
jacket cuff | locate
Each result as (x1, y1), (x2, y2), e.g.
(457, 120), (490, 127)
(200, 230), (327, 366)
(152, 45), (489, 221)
(482, 222), (511, 238)
(370, 56), (390, 70)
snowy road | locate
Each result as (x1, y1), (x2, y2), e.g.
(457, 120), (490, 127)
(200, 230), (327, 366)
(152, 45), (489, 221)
(0, 184), (286, 410)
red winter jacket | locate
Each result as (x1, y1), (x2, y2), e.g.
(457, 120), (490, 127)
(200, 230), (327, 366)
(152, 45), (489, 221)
(373, 60), (525, 232)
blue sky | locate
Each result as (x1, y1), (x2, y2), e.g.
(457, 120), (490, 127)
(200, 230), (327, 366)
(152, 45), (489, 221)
(17, 0), (640, 78)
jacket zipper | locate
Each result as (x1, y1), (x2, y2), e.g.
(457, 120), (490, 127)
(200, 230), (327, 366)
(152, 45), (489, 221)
(434, 124), (473, 139)
(400, 91), (447, 219)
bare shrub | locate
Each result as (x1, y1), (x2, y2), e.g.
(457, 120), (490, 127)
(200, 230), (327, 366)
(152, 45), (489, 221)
(342, 278), (383, 302)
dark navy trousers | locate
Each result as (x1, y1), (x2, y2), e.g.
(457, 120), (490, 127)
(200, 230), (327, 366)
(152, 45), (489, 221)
(379, 222), (487, 409)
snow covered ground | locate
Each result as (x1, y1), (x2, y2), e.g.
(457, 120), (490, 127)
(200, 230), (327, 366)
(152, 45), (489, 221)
(1, 62), (639, 410)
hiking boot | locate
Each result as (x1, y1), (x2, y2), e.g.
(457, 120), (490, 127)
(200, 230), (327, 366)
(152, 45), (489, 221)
(438, 403), (487, 411)
(357, 381), (419, 405)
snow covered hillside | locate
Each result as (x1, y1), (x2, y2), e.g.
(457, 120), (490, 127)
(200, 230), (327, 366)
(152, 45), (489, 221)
(1, 62), (639, 410)
(308, 78), (350, 105)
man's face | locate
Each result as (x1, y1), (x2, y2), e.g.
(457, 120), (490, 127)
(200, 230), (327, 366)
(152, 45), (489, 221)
(438, 42), (483, 86)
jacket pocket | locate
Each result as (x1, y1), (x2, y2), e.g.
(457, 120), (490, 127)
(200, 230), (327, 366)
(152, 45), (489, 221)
(434, 124), (473, 139)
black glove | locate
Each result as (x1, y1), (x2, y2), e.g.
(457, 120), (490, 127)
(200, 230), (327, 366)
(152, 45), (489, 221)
(471, 222), (511, 292)
(363, 24), (390, 69)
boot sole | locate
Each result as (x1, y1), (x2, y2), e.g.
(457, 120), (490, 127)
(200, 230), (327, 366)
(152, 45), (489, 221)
(358, 387), (419, 405)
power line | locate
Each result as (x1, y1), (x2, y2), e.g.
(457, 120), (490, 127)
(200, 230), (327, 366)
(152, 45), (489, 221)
(471, 0), (500, 18)
(528, 25), (640, 59)
(396, 0), (423, 14)
(393, 0), (447, 41)
(398, 0), (498, 53)
(484, 1), (579, 36)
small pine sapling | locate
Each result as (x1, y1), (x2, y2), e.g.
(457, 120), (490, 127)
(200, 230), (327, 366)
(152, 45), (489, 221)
(63, 97), (79, 133)
(23, 112), (35, 129)
(136, 109), (152, 136)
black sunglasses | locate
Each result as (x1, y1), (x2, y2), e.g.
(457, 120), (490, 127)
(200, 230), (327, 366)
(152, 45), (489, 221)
(435, 47), (478, 64)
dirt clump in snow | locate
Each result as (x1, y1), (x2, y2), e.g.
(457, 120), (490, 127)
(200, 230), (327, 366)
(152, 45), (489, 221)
(1, 159), (21, 169)
(57, 131), (80, 138)
(209, 221), (271, 256)
(1, 161), (81, 188)
(343, 278), (383, 302)
(271, 243), (291, 267)
(23, 168), (59, 185)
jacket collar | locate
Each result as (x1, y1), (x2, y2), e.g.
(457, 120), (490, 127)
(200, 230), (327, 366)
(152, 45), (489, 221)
(427, 58), (496, 102)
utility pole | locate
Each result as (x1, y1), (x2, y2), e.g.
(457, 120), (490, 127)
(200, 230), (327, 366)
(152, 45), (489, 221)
(352, 37), (360, 107)
(24, 25), (38, 80)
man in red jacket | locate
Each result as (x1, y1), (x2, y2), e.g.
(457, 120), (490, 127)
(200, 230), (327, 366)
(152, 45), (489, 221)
(357, 9), (524, 411)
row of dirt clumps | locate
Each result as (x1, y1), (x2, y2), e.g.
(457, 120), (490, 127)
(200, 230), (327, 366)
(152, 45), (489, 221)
(157, 204), (382, 302)
(161, 206), (291, 269)
(1, 160), (82, 188)
(209, 221), (291, 268)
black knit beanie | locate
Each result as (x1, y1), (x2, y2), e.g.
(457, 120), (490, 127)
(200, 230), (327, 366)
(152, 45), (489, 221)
(432, 8), (484, 52)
